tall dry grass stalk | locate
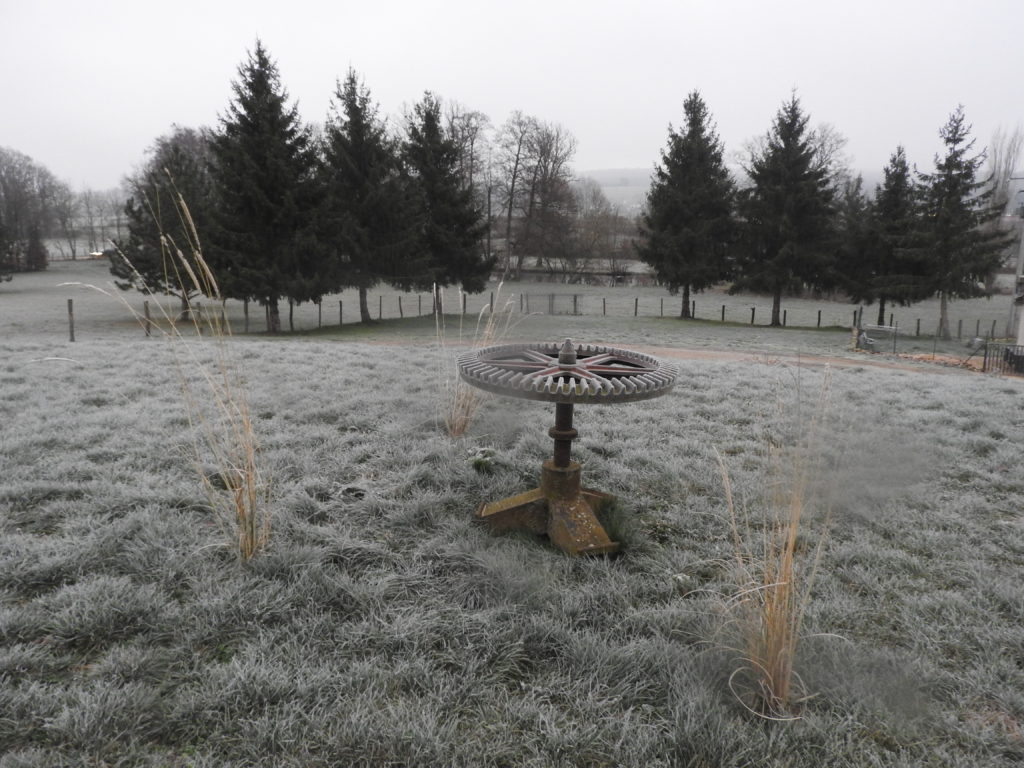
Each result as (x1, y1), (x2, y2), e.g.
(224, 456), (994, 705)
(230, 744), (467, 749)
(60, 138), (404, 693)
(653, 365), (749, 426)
(125, 177), (270, 560)
(715, 369), (834, 719)
(435, 283), (517, 438)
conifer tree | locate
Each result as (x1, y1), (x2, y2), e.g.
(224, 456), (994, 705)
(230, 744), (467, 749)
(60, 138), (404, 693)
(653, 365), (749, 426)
(403, 92), (492, 297)
(209, 41), (320, 333)
(320, 70), (418, 323)
(843, 147), (930, 325)
(915, 106), (1013, 339)
(111, 127), (215, 316)
(735, 94), (836, 326)
(0, 213), (11, 283)
(25, 224), (47, 272)
(639, 91), (735, 318)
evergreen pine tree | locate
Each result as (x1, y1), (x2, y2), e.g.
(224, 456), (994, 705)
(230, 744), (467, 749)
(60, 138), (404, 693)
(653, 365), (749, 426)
(851, 146), (931, 325)
(0, 213), (11, 283)
(320, 70), (419, 323)
(638, 91), (735, 318)
(915, 106), (1013, 339)
(209, 40), (321, 333)
(25, 224), (47, 272)
(735, 94), (836, 326)
(403, 92), (492, 298)
(110, 127), (216, 316)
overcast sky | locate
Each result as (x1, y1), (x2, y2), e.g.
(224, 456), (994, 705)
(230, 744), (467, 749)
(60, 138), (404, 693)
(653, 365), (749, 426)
(2, 0), (1022, 190)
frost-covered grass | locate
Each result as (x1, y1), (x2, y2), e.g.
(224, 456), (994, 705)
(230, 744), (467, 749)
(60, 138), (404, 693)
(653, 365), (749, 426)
(2, 329), (1023, 766)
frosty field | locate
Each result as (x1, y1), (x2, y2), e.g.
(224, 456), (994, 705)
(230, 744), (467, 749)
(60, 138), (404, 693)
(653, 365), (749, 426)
(1, 264), (1024, 766)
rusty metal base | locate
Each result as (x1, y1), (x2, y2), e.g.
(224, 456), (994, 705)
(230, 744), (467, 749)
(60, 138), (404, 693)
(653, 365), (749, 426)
(475, 460), (618, 556)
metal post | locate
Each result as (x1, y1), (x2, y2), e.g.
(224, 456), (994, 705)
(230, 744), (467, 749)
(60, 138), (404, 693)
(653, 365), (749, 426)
(916, 319), (921, 337)
(976, 319), (981, 338)
(660, 298), (663, 317)
(144, 300), (151, 337)
(398, 296), (403, 319)
(418, 295), (422, 316)
(853, 310), (858, 328)
(602, 297), (606, 316)
(991, 319), (997, 339)
(817, 309), (821, 328)
(721, 305), (726, 322)
(378, 295), (382, 320)
(751, 307), (756, 325)
(490, 291), (494, 313)
(634, 297), (638, 317)
(462, 292), (467, 316)
(67, 299), (75, 342)
(318, 300), (323, 328)
(244, 299), (249, 333)
(783, 309), (787, 327)
(550, 401), (577, 469)
(339, 300), (343, 326)
(573, 294), (578, 315)
(691, 300), (695, 318)
(893, 321), (898, 354)
(957, 319), (962, 339)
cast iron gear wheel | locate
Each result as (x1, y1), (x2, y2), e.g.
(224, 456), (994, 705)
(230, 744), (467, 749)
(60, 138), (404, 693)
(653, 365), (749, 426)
(457, 339), (678, 404)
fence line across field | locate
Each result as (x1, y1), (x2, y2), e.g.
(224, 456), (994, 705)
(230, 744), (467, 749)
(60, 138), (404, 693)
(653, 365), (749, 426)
(62, 290), (1015, 347)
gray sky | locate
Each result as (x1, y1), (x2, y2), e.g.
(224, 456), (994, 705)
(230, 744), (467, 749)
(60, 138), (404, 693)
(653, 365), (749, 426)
(2, 0), (1022, 190)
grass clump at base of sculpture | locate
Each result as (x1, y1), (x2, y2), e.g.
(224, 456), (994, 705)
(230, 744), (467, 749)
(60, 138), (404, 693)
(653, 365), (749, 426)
(435, 282), (519, 438)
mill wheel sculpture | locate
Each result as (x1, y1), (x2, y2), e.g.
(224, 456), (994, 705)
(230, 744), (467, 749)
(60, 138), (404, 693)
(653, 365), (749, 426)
(458, 339), (678, 555)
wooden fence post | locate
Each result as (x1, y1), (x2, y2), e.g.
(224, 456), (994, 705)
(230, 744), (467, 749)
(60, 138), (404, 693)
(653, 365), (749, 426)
(916, 319), (921, 336)
(721, 305), (725, 322)
(660, 298), (663, 317)
(751, 307), (755, 325)
(783, 309), (787, 327)
(67, 299), (75, 342)
(602, 297), (606, 316)
(817, 309), (821, 328)
(634, 297), (638, 317)
(691, 300), (695, 318)
(244, 299), (249, 334)
(957, 319), (962, 339)
(398, 296), (403, 319)
(318, 300), (322, 328)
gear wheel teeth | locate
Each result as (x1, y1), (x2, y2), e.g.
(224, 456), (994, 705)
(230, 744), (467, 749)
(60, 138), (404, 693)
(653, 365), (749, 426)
(459, 340), (678, 404)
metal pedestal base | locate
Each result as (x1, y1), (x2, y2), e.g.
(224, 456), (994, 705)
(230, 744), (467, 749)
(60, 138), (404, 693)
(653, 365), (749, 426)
(475, 459), (618, 556)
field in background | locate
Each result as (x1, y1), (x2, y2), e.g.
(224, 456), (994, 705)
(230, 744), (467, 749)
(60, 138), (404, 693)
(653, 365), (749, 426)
(1, 261), (1024, 765)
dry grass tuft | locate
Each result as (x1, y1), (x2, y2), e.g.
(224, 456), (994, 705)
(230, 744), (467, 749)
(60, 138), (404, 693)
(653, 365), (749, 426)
(121, 178), (270, 560)
(715, 369), (834, 719)
(435, 283), (518, 438)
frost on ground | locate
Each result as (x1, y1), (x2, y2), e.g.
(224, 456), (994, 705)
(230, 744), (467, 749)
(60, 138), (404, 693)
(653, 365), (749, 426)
(1, 326), (1023, 766)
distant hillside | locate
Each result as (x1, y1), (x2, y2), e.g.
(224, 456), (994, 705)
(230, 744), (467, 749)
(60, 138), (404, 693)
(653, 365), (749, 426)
(580, 166), (893, 215)
(577, 168), (651, 214)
